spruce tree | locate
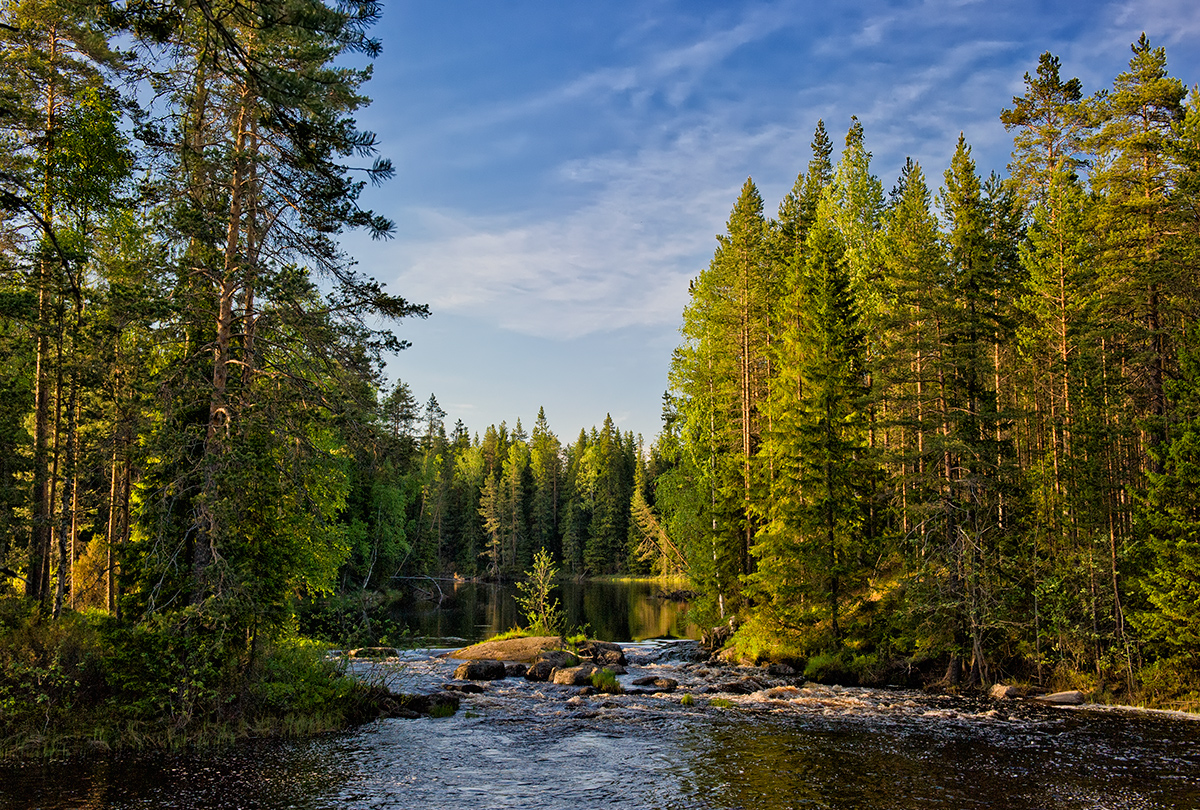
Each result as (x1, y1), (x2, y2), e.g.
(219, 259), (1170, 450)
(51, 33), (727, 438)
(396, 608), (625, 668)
(749, 209), (871, 647)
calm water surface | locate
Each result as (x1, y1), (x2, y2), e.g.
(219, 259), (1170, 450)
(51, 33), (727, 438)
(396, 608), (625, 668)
(387, 579), (699, 643)
(5, 583), (1199, 809)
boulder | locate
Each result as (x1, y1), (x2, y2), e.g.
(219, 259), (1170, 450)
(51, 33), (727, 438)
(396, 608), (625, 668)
(442, 682), (485, 694)
(504, 662), (529, 678)
(524, 660), (557, 682)
(1035, 690), (1086, 705)
(989, 683), (1027, 700)
(768, 663), (796, 677)
(402, 691), (461, 716)
(716, 676), (765, 695)
(535, 649), (581, 669)
(576, 640), (627, 666)
(453, 659), (507, 681)
(551, 664), (599, 686)
(631, 676), (678, 691)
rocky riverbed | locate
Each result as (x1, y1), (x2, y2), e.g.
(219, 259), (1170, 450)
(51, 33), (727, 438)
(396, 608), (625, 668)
(339, 638), (1140, 729)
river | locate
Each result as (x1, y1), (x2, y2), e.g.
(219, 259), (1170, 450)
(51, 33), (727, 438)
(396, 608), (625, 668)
(5, 582), (1200, 809)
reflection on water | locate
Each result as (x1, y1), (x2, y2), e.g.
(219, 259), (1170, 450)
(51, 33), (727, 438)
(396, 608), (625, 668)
(393, 579), (698, 642)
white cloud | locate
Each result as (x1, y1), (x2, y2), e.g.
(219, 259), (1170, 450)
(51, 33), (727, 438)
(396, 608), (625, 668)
(384, 126), (779, 339)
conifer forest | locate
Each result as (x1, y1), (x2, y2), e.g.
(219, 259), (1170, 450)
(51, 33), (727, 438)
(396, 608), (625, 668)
(2, 0), (1200, 752)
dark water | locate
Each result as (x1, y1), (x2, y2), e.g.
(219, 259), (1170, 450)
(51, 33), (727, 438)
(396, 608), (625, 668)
(388, 579), (699, 643)
(5, 581), (1200, 810)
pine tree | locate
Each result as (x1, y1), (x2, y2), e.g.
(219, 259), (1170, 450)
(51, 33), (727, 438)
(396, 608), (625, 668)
(1134, 326), (1200, 664)
(749, 208), (872, 647)
(1089, 33), (1187, 471)
(669, 178), (772, 619)
(529, 407), (561, 560)
(1000, 51), (1089, 207)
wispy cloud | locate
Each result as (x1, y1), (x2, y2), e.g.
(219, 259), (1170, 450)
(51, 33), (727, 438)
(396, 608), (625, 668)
(384, 125), (788, 339)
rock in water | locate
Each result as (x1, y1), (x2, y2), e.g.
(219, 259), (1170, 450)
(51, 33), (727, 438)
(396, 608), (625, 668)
(989, 684), (1025, 699)
(577, 640), (627, 666)
(448, 636), (564, 662)
(551, 664), (599, 686)
(1035, 690), (1086, 705)
(453, 660), (507, 680)
(631, 676), (678, 691)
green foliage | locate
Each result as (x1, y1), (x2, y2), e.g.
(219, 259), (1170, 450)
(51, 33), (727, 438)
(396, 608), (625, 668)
(591, 667), (623, 694)
(1134, 327), (1200, 658)
(514, 548), (565, 637)
(0, 597), (369, 756)
(487, 627), (532, 642)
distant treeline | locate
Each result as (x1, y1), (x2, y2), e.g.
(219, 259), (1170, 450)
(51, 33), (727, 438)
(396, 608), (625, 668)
(343, 397), (680, 586)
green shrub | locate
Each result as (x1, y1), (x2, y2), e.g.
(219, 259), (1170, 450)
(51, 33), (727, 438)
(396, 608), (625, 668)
(254, 637), (355, 715)
(428, 702), (456, 718)
(803, 650), (857, 685)
(591, 668), (623, 694)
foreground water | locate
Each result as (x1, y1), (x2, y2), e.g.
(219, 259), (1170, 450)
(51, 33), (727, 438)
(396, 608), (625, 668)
(7, 639), (1200, 809)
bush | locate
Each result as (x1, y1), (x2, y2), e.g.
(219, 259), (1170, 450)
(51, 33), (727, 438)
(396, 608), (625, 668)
(803, 650), (857, 685)
(591, 667), (623, 694)
(0, 597), (374, 758)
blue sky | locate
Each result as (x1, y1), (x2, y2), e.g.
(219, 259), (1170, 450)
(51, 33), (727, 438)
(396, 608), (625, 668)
(341, 0), (1200, 443)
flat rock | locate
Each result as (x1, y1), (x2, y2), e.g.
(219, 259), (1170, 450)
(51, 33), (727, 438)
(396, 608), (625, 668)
(1035, 690), (1086, 705)
(442, 682), (485, 694)
(453, 659), (507, 680)
(449, 636), (563, 663)
(349, 647), (400, 659)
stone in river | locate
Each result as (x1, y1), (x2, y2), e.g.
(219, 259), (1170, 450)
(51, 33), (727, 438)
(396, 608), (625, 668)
(453, 660), (507, 680)
(551, 664), (599, 686)
(1035, 690), (1086, 705)
(576, 640), (627, 666)
(631, 676), (678, 691)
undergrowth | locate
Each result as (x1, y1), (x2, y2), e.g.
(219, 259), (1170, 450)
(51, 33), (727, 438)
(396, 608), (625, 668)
(0, 598), (378, 761)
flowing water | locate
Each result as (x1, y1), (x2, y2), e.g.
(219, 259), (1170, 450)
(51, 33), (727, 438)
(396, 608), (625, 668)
(5, 583), (1200, 809)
